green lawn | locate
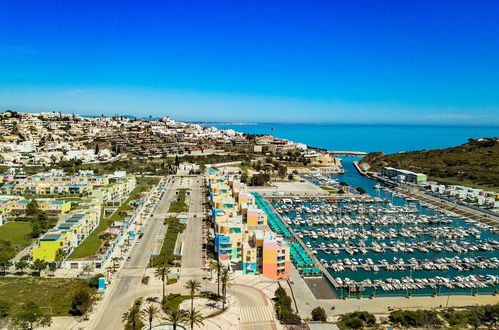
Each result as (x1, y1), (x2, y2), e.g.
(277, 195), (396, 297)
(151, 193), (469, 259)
(68, 178), (159, 259)
(150, 218), (186, 267)
(0, 221), (33, 251)
(168, 189), (189, 213)
(162, 294), (193, 311)
(0, 277), (94, 316)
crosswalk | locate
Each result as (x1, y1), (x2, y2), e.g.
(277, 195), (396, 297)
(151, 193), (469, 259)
(239, 306), (275, 324)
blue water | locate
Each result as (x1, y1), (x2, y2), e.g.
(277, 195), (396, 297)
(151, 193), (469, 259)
(211, 123), (499, 154)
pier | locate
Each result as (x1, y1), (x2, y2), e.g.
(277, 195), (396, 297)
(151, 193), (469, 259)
(330, 151), (367, 156)
(265, 198), (341, 288)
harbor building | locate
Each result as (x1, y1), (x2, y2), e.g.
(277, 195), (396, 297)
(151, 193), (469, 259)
(381, 167), (427, 184)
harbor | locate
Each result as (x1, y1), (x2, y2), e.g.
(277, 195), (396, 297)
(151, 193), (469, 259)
(266, 158), (499, 298)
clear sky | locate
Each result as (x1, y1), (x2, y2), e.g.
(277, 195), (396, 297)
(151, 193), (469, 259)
(1, 0), (498, 124)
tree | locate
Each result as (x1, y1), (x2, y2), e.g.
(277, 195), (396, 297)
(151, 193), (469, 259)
(35, 212), (48, 230)
(110, 257), (120, 272)
(55, 248), (65, 267)
(70, 289), (93, 317)
(311, 306), (327, 322)
(48, 262), (57, 274)
(0, 254), (12, 276)
(81, 263), (94, 276)
(209, 260), (222, 297)
(10, 301), (51, 330)
(278, 165), (287, 179)
(26, 200), (39, 216)
(186, 308), (204, 330)
(122, 304), (142, 330)
(184, 279), (202, 311)
(219, 267), (232, 309)
(94, 144), (100, 155)
(30, 259), (48, 276)
(30, 222), (42, 238)
(164, 308), (187, 330)
(154, 265), (171, 301)
(141, 304), (160, 330)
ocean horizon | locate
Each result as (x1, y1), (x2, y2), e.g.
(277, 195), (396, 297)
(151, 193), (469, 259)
(210, 123), (499, 154)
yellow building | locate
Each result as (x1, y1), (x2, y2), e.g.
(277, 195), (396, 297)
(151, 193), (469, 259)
(32, 207), (99, 261)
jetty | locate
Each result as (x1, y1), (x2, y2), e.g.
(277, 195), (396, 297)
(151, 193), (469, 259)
(330, 151), (367, 156)
(265, 198), (341, 288)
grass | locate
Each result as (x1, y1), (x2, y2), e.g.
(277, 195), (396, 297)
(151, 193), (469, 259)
(0, 221), (33, 252)
(69, 177), (159, 259)
(0, 277), (94, 316)
(162, 294), (193, 311)
(168, 189), (189, 213)
(206, 307), (228, 319)
(150, 217), (186, 267)
(21, 194), (86, 201)
(319, 186), (336, 194)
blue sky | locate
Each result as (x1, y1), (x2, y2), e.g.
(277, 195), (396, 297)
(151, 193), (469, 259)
(1, 0), (498, 124)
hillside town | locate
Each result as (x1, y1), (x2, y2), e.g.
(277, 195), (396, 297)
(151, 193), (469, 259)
(0, 110), (312, 166)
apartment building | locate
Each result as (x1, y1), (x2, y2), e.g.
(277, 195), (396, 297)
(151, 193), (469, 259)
(208, 169), (290, 280)
(32, 205), (100, 261)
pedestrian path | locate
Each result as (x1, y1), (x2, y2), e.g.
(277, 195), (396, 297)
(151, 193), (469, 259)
(239, 305), (274, 324)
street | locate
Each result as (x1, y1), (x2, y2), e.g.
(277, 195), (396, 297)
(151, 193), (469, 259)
(91, 176), (180, 329)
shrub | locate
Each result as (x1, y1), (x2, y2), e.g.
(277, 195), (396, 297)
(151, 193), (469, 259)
(339, 311), (377, 329)
(274, 286), (286, 300)
(311, 306), (327, 322)
(70, 289), (92, 316)
(280, 312), (301, 325)
(344, 317), (363, 329)
(87, 274), (105, 288)
(0, 300), (11, 317)
(389, 309), (443, 328)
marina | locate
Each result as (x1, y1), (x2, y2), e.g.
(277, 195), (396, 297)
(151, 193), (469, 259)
(267, 158), (499, 298)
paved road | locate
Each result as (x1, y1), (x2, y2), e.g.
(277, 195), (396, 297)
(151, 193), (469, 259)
(402, 189), (499, 228)
(181, 175), (203, 269)
(230, 284), (277, 330)
(91, 176), (180, 330)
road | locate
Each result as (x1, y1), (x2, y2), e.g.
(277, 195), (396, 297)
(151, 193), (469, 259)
(230, 284), (277, 330)
(402, 189), (499, 228)
(91, 176), (180, 329)
(179, 175), (204, 270)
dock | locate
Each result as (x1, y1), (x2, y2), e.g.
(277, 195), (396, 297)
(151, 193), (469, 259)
(265, 199), (341, 288)
(329, 151), (367, 156)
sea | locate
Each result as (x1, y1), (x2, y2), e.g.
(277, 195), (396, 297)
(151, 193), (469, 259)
(211, 123), (499, 154)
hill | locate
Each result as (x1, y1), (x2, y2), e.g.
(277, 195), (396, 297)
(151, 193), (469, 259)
(360, 138), (499, 191)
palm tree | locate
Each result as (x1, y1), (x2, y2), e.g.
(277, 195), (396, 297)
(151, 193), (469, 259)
(81, 263), (94, 276)
(164, 308), (187, 330)
(122, 304), (141, 330)
(154, 264), (171, 300)
(220, 267), (232, 309)
(184, 279), (202, 311)
(141, 304), (160, 330)
(209, 260), (222, 297)
(111, 257), (120, 272)
(186, 308), (204, 330)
